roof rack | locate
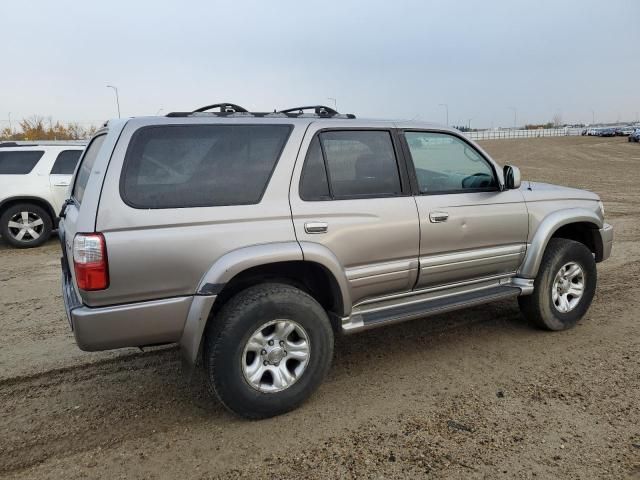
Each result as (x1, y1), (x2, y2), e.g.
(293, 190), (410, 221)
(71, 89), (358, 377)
(166, 102), (356, 119)
(277, 105), (355, 119)
(193, 103), (249, 113)
(278, 105), (338, 116)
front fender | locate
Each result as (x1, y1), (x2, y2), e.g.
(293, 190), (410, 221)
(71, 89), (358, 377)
(519, 208), (603, 278)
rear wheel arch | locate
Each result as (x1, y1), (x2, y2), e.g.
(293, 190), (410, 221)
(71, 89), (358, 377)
(181, 255), (348, 366)
(0, 196), (56, 225)
(210, 260), (345, 323)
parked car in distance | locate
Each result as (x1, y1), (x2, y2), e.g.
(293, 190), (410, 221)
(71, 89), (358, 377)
(58, 103), (613, 419)
(629, 128), (640, 142)
(0, 142), (85, 248)
(598, 128), (617, 137)
(615, 126), (635, 136)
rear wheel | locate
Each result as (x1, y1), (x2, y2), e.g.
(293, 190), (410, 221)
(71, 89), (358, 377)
(0, 203), (53, 248)
(203, 283), (334, 419)
(518, 238), (597, 331)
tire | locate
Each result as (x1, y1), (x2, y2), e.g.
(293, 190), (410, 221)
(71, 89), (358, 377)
(519, 238), (597, 331)
(0, 203), (53, 248)
(203, 283), (334, 419)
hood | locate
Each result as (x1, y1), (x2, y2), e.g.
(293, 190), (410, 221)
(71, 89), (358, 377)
(522, 181), (600, 202)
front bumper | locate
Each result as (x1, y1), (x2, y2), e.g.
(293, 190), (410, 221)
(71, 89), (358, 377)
(62, 272), (191, 351)
(599, 223), (613, 262)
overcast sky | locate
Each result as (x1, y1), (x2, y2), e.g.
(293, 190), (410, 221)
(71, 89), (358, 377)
(1, 0), (638, 129)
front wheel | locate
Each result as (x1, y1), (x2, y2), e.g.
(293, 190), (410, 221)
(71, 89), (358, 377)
(203, 283), (334, 419)
(519, 238), (597, 331)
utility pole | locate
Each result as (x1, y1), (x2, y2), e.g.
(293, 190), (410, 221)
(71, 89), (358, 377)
(106, 85), (121, 118)
(590, 109), (595, 125)
(438, 103), (449, 126)
(7, 112), (11, 133)
(468, 118), (473, 130)
(327, 97), (337, 111)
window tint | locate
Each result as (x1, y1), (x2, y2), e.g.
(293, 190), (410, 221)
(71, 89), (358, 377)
(122, 124), (291, 209)
(51, 150), (82, 175)
(404, 132), (497, 193)
(73, 134), (106, 203)
(299, 136), (330, 200)
(319, 130), (401, 198)
(0, 150), (44, 174)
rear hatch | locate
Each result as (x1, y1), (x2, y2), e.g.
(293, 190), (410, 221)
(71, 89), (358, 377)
(59, 124), (121, 308)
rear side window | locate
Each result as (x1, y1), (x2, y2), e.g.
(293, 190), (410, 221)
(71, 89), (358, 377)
(121, 124), (291, 209)
(299, 137), (331, 201)
(0, 151), (44, 174)
(51, 150), (83, 175)
(299, 130), (402, 200)
(73, 135), (106, 204)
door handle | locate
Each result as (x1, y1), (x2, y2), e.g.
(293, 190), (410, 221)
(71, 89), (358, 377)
(53, 181), (70, 186)
(429, 211), (449, 223)
(304, 222), (328, 234)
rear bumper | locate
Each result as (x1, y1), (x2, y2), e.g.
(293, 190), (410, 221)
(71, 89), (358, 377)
(62, 273), (191, 351)
(599, 223), (613, 262)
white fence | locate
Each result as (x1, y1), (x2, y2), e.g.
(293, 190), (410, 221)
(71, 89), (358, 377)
(465, 128), (582, 141)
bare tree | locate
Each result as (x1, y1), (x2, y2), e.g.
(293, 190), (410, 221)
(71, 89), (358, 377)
(552, 113), (563, 127)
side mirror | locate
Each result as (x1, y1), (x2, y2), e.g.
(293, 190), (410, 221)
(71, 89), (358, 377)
(503, 165), (521, 189)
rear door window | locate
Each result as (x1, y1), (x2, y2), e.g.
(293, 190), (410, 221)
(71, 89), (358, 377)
(299, 130), (402, 200)
(51, 150), (83, 175)
(73, 135), (106, 203)
(121, 124), (292, 209)
(0, 151), (44, 174)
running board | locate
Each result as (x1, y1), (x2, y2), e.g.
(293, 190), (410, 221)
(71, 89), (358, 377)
(342, 285), (521, 334)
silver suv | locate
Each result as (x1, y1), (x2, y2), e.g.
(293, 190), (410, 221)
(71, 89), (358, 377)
(59, 104), (613, 419)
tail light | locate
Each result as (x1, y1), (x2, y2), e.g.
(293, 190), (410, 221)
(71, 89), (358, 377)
(73, 233), (109, 291)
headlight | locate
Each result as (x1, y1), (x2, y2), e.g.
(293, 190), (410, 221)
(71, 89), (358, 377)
(598, 201), (605, 218)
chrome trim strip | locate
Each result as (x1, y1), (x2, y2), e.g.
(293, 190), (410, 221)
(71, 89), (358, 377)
(353, 272), (515, 308)
(346, 258), (419, 280)
(354, 278), (508, 317)
(419, 244), (526, 268)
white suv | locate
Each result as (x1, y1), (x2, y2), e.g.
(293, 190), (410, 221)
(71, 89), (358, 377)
(0, 142), (85, 248)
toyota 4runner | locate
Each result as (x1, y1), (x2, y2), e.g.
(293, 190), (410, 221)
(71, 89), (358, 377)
(59, 103), (613, 419)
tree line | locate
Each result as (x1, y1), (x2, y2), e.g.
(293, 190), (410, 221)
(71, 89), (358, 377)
(1, 116), (98, 141)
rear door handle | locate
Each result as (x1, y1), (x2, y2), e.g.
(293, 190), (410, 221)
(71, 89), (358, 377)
(429, 211), (449, 223)
(304, 222), (328, 234)
(53, 181), (70, 186)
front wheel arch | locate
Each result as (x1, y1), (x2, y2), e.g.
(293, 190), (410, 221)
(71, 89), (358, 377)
(519, 209), (602, 278)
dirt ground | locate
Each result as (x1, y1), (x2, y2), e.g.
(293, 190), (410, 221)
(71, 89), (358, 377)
(1, 136), (638, 479)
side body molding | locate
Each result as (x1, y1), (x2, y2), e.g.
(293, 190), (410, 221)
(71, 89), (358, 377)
(518, 208), (603, 279)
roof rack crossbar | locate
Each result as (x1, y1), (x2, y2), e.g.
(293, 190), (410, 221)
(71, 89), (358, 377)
(192, 103), (248, 113)
(278, 105), (339, 116)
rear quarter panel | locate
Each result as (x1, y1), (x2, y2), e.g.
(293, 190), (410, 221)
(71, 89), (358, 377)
(90, 117), (305, 307)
